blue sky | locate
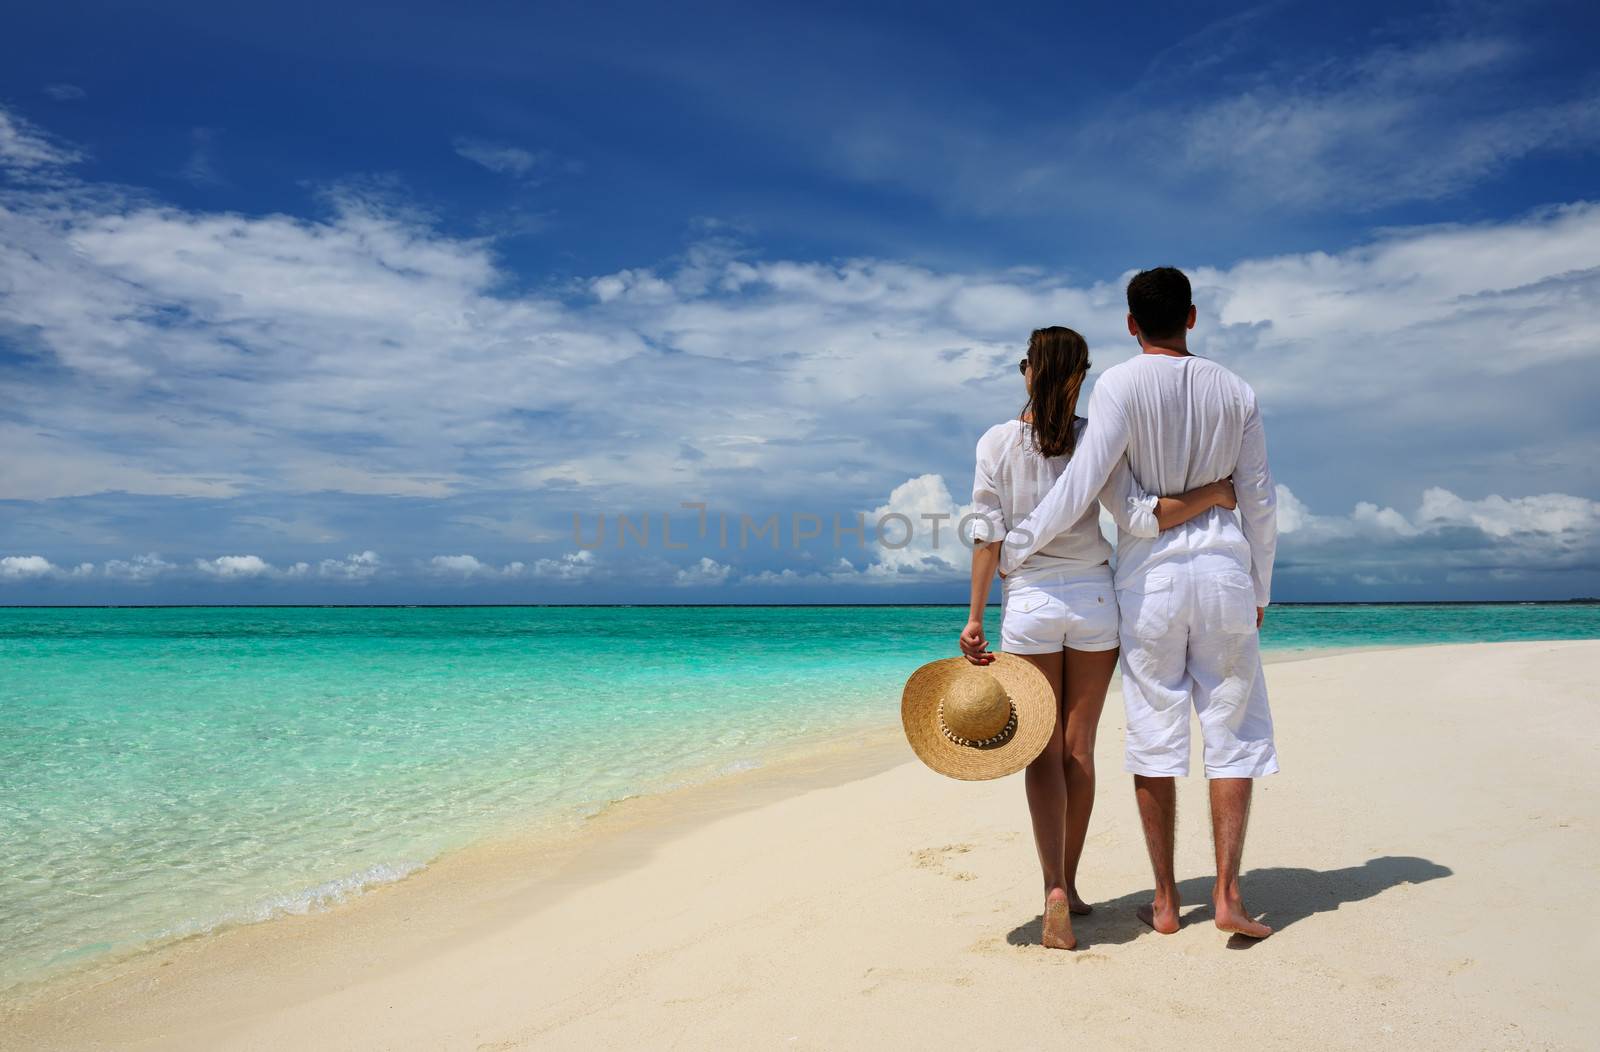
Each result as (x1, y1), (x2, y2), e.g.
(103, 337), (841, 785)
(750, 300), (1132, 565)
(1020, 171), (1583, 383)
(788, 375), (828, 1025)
(2, 0), (1599, 603)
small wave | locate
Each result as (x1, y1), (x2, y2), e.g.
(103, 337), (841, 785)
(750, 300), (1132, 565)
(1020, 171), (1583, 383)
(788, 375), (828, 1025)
(156, 859), (427, 941)
(7, 860), (432, 1001)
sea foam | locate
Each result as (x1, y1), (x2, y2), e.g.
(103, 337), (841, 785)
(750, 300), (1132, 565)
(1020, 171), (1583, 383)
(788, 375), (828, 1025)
(157, 859), (427, 940)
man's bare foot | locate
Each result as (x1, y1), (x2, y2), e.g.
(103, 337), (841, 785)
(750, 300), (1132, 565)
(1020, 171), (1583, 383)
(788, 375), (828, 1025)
(1042, 889), (1076, 950)
(1136, 895), (1180, 934)
(1214, 896), (1272, 939)
(1066, 886), (1093, 915)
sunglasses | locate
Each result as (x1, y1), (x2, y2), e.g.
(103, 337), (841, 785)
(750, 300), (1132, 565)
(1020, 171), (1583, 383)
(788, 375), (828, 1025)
(1019, 358), (1091, 375)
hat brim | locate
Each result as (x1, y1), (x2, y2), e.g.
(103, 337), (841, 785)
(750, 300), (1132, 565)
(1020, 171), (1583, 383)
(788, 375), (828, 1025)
(901, 653), (1057, 781)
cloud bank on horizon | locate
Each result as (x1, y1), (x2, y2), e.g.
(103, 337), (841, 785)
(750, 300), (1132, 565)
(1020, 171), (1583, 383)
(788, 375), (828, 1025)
(2, 2), (1598, 602)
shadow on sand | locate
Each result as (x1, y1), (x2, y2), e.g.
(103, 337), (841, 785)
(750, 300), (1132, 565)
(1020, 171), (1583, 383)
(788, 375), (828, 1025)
(1006, 855), (1453, 950)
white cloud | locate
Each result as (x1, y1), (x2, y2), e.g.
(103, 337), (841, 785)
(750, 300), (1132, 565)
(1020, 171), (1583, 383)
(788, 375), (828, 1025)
(812, 31), (1600, 219)
(1277, 484), (1600, 543)
(1415, 488), (1600, 538)
(0, 108), (81, 172)
(43, 84), (87, 102)
(102, 553), (176, 581)
(2, 555), (59, 580)
(739, 558), (861, 587)
(1194, 203), (1600, 408)
(530, 550), (597, 581)
(193, 554), (275, 578)
(318, 550), (382, 580)
(3, 104), (1597, 522)
(730, 474), (984, 587)
(856, 473), (977, 581)
(0, 102), (1596, 601)
(181, 128), (224, 187)
(754, 477), (1600, 591)
(591, 268), (676, 303)
(1275, 485), (1418, 544)
(95, 551), (378, 583)
(1177, 38), (1600, 209)
(674, 556), (731, 586)
(9, 477), (1592, 594)
(0, 152), (646, 500)
(1273, 484), (1600, 587)
(0, 555), (94, 581)
(427, 553), (528, 578)
(453, 137), (546, 179)
(429, 554), (492, 576)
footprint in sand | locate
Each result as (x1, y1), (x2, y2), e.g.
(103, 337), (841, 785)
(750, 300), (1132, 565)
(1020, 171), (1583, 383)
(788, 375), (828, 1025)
(861, 966), (976, 995)
(911, 843), (974, 872)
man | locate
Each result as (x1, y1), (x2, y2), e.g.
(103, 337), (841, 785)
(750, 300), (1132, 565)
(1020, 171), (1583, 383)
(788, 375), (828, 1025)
(999, 267), (1279, 939)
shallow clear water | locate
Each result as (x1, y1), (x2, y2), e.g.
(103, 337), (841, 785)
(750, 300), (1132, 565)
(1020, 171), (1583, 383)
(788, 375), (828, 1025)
(2, 602), (1596, 992)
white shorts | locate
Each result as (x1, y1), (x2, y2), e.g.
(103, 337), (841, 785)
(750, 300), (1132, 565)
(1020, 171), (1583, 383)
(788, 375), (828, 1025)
(1117, 554), (1279, 779)
(1001, 563), (1120, 655)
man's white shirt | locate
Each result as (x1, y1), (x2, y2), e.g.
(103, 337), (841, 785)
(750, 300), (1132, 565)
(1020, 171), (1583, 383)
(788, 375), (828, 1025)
(969, 417), (1160, 574)
(998, 353), (1278, 606)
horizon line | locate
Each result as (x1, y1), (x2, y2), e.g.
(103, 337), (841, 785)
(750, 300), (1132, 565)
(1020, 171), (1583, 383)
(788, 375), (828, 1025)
(1, 599), (1597, 610)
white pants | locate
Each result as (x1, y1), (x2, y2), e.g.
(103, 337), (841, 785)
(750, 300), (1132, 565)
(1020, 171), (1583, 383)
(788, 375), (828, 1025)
(1116, 554), (1279, 779)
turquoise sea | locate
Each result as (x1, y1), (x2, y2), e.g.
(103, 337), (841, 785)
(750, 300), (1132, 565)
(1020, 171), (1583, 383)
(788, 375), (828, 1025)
(2, 602), (1597, 994)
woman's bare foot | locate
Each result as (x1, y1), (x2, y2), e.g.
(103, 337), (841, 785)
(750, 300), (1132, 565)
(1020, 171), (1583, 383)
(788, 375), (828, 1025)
(1066, 887), (1093, 915)
(1213, 894), (1272, 939)
(1135, 890), (1180, 934)
(1042, 888), (1076, 949)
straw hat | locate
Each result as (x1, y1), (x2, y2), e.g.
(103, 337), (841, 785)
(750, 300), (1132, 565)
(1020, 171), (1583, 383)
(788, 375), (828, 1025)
(901, 654), (1056, 781)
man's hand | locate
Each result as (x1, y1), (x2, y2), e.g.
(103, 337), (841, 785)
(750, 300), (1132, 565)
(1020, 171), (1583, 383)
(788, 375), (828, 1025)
(1256, 606), (1265, 629)
(960, 619), (995, 665)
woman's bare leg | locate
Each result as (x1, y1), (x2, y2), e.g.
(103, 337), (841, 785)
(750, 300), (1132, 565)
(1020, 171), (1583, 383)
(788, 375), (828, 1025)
(1016, 650), (1072, 948)
(1061, 646), (1117, 914)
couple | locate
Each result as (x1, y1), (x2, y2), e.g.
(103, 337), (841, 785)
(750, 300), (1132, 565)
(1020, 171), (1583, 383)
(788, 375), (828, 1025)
(960, 266), (1278, 950)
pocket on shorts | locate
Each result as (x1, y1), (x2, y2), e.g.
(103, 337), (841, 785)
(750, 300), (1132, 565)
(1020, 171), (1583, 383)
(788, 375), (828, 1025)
(1117, 576), (1173, 639)
(1007, 586), (1050, 615)
(1214, 570), (1258, 634)
(1003, 584), (1066, 651)
(1062, 579), (1120, 647)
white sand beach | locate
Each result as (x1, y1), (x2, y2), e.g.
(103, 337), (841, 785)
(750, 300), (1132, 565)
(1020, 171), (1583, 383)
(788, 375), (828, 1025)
(4, 639), (1597, 1051)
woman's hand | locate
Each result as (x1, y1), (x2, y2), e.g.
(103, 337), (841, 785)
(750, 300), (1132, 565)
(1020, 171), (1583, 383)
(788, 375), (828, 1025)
(1210, 477), (1238, 511)
(959, 619), (995, 665)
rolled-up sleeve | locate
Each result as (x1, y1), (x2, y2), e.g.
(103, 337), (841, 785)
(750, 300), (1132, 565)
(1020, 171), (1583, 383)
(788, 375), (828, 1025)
(1099, 455), (1159, 539)
(969, 430), (1007, 544)
(1234, 393), (1278, 606)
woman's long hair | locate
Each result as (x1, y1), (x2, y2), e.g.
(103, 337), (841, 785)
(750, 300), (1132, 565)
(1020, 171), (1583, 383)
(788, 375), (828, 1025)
(1022, 326), (1091, 458)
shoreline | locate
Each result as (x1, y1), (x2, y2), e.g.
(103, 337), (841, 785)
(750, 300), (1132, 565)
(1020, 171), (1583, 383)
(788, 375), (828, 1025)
(2, 640), (1380, 1009)
(0, 720), (912, 1018)
(6, 638), (1598, 1049)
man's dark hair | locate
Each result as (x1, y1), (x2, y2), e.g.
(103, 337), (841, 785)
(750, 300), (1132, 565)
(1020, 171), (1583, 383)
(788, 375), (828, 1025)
(1126, 267), (1192, 340)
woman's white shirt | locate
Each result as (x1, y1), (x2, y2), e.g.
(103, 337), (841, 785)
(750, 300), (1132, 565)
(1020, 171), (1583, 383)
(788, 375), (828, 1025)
(970, 417), (1158, 574)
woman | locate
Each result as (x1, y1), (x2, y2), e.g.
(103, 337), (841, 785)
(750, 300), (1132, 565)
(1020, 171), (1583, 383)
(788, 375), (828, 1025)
(960, 325), (1235, 950)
